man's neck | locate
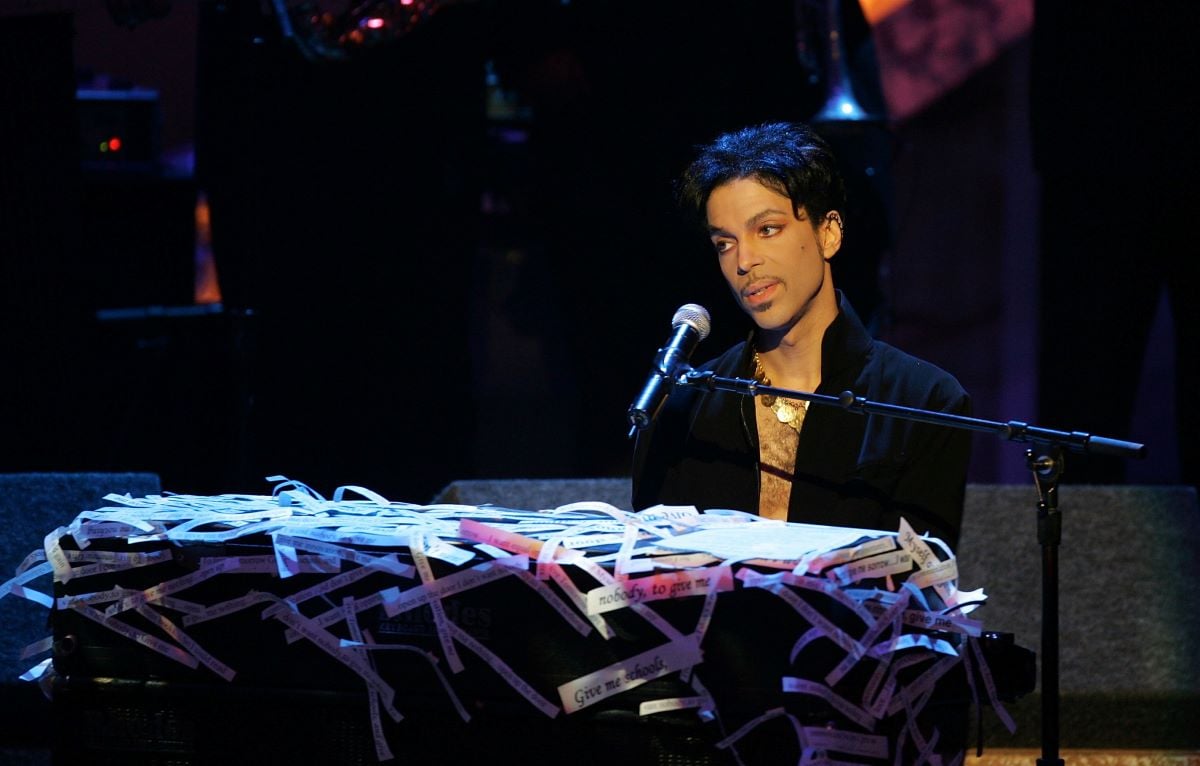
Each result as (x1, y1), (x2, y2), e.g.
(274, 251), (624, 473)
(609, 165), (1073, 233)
(756, 288), (838, 393)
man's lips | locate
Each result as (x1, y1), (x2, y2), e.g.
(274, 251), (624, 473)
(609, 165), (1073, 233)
(742, 280), (779, 307)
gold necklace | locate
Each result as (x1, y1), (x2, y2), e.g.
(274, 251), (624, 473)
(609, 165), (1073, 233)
(753, 351), (808, 432)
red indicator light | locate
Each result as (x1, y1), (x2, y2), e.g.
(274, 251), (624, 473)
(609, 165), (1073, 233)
(108, 136), (122, 152)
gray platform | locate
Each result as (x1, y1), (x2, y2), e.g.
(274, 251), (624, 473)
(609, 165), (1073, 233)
(0, 471), (161, 755)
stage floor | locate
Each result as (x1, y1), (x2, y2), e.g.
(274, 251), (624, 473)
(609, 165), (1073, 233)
(972, 750), (1200, 765)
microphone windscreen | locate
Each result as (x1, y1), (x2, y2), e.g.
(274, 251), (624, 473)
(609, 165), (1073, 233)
(671, 303), (711, 341)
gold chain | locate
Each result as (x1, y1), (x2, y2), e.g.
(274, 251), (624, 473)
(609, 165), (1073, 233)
(752, 350), (808, 432)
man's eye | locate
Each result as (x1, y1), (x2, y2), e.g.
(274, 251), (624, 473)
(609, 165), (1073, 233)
(760, 224), (781, 236)
(713, 240), (734, 254)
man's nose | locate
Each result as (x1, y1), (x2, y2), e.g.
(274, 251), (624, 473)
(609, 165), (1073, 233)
(737, 241), (762, 275)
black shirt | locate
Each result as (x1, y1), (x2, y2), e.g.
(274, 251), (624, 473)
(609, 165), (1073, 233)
(631, 292), (972, 550)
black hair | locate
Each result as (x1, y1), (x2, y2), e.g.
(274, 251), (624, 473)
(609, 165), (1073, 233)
(676, 121), (846, 229)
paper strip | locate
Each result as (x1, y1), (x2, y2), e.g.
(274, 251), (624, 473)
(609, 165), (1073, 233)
(135, 604), (236, 681)
(613, 520), (640, 578)
(508, 566), (593, 636)
(584, 566), (734, 615)
(568, 553), (683, 641)
(20, 635), (54, 660)
(800, 535), (898, 575)
(117, 558), (238, 613)
(57, 586), (138, 611)
(260, 563), (384, 619)
(634, 505), (701, 527)
(269, 605), (398, 712)
(1, 561), (55, 607)
(781, 677), (876, 730)
(274, 534), (414, 578)
(544, 561), (615, 639)
(899, 609), (982, 637)
(802, 727), (889, 759)
(557, 636), (702, 714)
(906, 558), (957, 591)
(871, 633), (958, 657)
(715, 706), (789, 751)
(968, 636), (1017, 734)
(19, 657), (53, 683)
(341, 597), (397, 763)
(885, 655), (961, 717)
(685, 570), (724, 681)
(559, 533), (625, 549)
(638, 696), (711, 717)
(824, 589), (909, 687)
(43, 527), (72, 582)
(382, 555), (526, 618)
(827, 551), (913, 587)
(751, 579), (863, 659)
(183, 590), (278, 626)
(536, 534), (565, 581)
(446, 621), (560, 718)
(457, 518), (544, 557)
(409, 531), (463, 674)
(71, 603), (199, 670)
(898, 517), (958, 608)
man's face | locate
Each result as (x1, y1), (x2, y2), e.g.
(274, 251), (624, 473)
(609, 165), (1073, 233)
(705, 177), (840, 333)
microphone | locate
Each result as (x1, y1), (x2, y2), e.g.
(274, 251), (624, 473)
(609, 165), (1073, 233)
(626, 303), (711, 435)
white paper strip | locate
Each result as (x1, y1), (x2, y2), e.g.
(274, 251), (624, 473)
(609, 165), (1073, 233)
(382, 555), (527, 618)
(19, 657), (53, 683)
(584, 566), (734, 615)
(557, 636), (703, 714)
(446, 621), (560, 718)
(135, 604), (236, 681)
(408, 531), (463, 674)
(70, 603), (199, 670)
(781, 677), (876, 730)
(19, 635), (54, 660)
(638, 695), (711, 717)
(43, 527), (72, 582)
(1, 561), (55, 608)
(341, 597), (397, 763)
(828, 550), (914, 587)
(802, 726), (889, 759)
(969, 635), (1017, 734)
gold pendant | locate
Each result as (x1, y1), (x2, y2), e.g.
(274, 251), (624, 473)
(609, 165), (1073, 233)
(771, 398), (806, 431)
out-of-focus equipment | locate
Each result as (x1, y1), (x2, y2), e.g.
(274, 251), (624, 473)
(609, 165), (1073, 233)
(267, 0), (457, 61)
(808, 0), (882, 124)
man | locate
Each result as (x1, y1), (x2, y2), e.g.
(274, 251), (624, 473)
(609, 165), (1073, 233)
(631, 121), (972, 549)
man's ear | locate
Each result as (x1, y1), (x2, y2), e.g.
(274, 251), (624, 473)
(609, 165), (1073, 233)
(821, 212), (844, 260)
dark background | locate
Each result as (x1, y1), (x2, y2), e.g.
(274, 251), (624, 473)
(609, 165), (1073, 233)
(1, 0), (1195, 503)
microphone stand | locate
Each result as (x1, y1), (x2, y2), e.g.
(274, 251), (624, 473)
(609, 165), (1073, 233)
(678, 368), (1147, 766)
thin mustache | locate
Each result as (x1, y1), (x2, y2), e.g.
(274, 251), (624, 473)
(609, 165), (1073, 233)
(739, 276), (780, 296)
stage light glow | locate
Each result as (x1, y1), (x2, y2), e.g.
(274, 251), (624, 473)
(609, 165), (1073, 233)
(860, 0), (909, 24)
(274, 0), (443, 60)
(108, 136), (122, 152)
